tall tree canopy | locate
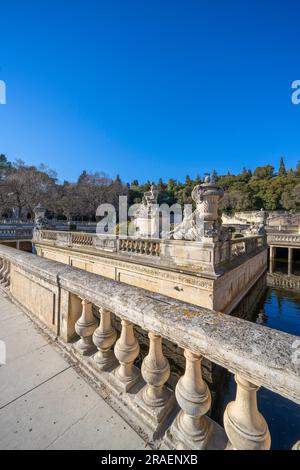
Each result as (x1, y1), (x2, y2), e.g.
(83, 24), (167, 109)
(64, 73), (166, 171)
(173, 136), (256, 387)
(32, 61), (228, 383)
(0, 155), (299, 219)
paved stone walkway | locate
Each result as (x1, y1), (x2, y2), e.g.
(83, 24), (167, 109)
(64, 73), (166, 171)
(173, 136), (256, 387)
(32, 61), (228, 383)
(0, 293), (147, 450)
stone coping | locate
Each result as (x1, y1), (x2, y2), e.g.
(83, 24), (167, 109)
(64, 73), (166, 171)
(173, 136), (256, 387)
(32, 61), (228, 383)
(0, 244), (299, 405)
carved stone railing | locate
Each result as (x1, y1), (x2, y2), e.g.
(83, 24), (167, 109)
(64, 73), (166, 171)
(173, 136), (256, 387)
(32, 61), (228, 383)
(0, 244), (298, 449)
(230, 236), (265, 261)
(267, 233), (300, 246)
(0, 257), (10, 287)
(0, 227), (33, 240)
(38, 229), (57, 241)
(118, 237), (161, 256)
(35, 230), (266, 268)
(71, 232), (93, 246)
(37, 230), (162, 256)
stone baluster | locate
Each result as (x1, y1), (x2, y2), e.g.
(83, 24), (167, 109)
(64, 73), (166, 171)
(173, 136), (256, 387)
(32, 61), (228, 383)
(171, 350), (212, 449)
(114, 319), (140, 391)
(0, 259), (6, 280)
(3, 261), (10, 287)
(0, 260), (9, 286)
(92, 307), (117, 370)
(141, 332), (170, 407)
(224, 374), (271, 450)
(75, 298), (97, 355)
(155, 243), (160, 256)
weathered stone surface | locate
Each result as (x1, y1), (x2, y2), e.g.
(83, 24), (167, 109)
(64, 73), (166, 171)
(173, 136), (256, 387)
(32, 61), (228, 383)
(0, 244), (299, 405)
(33, 226), (267, 313)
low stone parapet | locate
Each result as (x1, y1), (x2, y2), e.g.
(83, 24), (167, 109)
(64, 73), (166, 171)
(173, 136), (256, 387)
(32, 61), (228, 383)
(35, 230), (266, 273)
(0, 227), (33, 240)
(0, 244), (299, 449)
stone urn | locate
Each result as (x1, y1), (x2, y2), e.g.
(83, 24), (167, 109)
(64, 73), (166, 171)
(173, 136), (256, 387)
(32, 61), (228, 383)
(192, 175), (224, 236)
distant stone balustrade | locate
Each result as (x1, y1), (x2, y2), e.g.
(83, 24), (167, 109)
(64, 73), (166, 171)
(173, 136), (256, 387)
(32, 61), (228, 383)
(0, 244), (299, 449)
(33, 229), (267, 314)
(268, 233), (300, 245)
(0, 227), (33, 240)
(35, 229), (266, 268)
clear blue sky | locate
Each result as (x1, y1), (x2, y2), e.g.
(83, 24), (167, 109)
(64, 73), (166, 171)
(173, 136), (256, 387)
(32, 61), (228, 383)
(0, 0), (299, 183)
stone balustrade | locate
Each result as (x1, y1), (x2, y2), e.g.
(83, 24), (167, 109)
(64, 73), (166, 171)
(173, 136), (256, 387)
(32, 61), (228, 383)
(40, 229), (58, 241)
(230, 236), (264, 260)
(119, 238), (161, 256)
(71, 232), (94, 246)
(0, 227), (33, 240)
(0, 244), (298, 449)
(36, 229), (265, 265)
(267, 233), (300, 246)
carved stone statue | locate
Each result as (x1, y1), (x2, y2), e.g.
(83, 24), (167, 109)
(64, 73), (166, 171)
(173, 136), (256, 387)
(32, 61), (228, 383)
(33, 204), (49, 230)
(244, 209), (268, 236)
(163, 175), (225, 241)
(143, 184), (158, 208)
(167, 206), (198, 240)
(133, 184), (159, 238)
(134, 184), (158, 219)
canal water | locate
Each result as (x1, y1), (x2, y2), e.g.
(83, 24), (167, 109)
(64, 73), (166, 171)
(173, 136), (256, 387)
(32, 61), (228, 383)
(214, 260), (300, 450)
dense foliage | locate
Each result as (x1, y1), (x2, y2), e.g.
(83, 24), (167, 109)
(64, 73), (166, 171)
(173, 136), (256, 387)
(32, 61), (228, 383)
(1, 154), (300, 220)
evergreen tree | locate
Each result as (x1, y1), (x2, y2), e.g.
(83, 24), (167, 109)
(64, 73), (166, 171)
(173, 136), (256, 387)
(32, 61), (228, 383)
(212, 169), (218, 181)
(278, 157), (287, 176)
(185, 175), (192, 185)
(194, 174), (201, 185)
(157, 178), (165, 191)
(77, 170), (87, 184)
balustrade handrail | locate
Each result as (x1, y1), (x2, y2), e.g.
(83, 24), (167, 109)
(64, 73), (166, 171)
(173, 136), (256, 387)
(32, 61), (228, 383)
(230, 234), (264, 243)
(0, 243), (298, 405)
(0, 227), (33, 239)
(38, 229), (265, 246)
(268, 233), (300, 241)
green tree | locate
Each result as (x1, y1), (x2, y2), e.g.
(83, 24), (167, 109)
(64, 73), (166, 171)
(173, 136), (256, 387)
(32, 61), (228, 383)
(253, 165), (274, 180)
(278, 157), (287, 176)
